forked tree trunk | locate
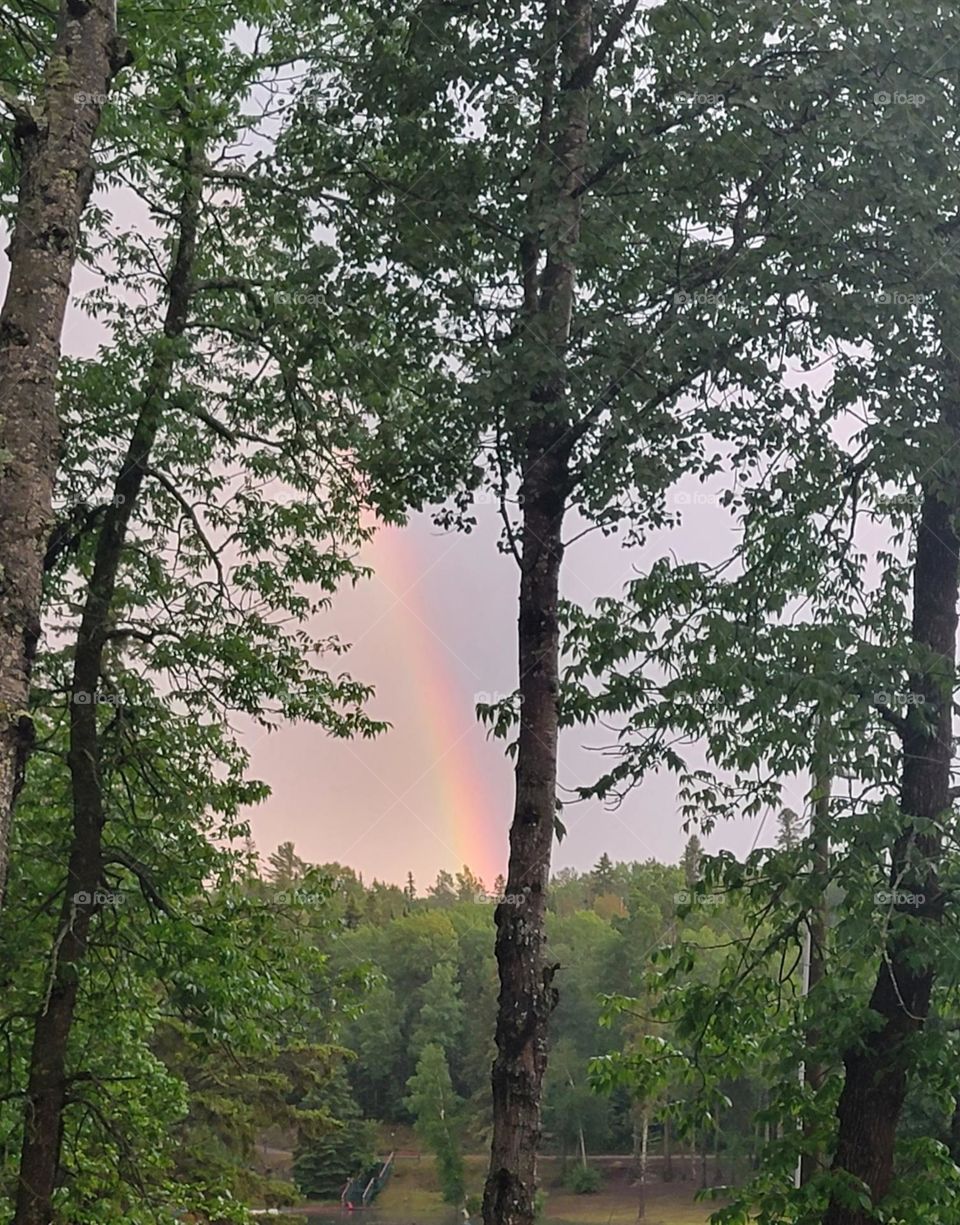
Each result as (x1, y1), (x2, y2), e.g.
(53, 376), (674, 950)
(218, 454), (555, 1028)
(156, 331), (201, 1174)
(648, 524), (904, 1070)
(822, 481), (958, 1225)
(0, 0), (125, 903)
(13, 122), (201, 1225)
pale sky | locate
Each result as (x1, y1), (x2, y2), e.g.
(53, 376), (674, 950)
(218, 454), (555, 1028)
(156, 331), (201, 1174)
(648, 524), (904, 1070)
(244, 496), (783, 889)
(7, 183), (805, 898)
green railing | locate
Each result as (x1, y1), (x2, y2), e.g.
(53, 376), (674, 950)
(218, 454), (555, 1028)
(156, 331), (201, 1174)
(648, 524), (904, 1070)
(341, 1151), (394, 1208)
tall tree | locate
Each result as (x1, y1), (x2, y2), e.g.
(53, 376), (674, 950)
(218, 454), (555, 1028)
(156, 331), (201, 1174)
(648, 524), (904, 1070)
(0, 0), (127, 903)
(824, 438), (960, 1223)
(14, 59), (208, 1225)
(571, 11), (960, 1205)
(10, 10), (385, 1216)
(267, 840), (308, 888)
(287, 7), (838, 1224)
(775, 808), (803, 852)
(681, 836), (703, 889)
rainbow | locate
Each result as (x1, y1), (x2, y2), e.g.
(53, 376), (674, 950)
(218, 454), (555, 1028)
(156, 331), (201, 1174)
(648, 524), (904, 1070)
(368, 521), (507, 888)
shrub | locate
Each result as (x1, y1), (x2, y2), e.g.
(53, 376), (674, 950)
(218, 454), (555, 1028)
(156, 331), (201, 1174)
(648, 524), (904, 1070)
(562, 1165), (601, 1194)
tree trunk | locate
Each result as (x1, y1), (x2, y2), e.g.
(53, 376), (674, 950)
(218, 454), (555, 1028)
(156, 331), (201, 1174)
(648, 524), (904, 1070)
(637, 1109), (649, 1220)
(482, 3), (593, 1225)
(800, 728), (830, 1188)
(663, 1115), (673, 1181)
(713, 1115), (722, 1184)
(0, 0), (124, 903)
(13, 119), (201, 1225)
(822, 484), (957, 1225)
(950, 1095), (960, 1165)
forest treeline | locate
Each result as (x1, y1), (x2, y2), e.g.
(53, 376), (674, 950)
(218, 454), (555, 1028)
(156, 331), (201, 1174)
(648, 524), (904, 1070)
(219, 840), (748, 1205)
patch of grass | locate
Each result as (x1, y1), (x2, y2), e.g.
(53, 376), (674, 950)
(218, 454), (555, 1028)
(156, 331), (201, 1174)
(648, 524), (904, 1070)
(376, 1154), (715, 1225)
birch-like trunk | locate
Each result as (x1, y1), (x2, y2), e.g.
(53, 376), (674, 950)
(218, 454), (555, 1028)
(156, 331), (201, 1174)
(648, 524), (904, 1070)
(0, 0), (125, 902)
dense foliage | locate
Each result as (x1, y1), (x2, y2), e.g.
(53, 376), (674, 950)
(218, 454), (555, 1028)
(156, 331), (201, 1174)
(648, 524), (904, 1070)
(4, 0), (960, 1222)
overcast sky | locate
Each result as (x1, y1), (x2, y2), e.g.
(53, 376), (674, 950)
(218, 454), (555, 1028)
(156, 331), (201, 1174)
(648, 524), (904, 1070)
(241, 493), (794, 890)
(19, 203), (810, 897)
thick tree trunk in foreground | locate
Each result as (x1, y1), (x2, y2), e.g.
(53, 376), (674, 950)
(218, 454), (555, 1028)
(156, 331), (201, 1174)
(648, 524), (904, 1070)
(13, 125), (200, 1225)
(483, 438), (566, 1225)
(822, 486), (958, 1225)
(482, 3), (593, 1224)
(0, 0), (124, 903)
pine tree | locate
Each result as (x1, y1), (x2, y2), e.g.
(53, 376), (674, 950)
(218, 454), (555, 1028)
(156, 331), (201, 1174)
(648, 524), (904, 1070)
(455, 864), (485, 901)
(293, 1066), (376, 1199)
(591, 853), (616, 895)
(266, 841), (307, 888)
(427, 869), (457, 907)
(776, 809), (803, 851)
(681, 836), (703, 888)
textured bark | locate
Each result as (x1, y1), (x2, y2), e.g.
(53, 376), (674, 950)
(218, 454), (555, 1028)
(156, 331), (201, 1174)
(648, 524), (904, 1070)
(0, 0), (125, 904)
(13, 126), (201, 1225)
(822, 483), (958, 1225)
(481, 4), (593, 1225)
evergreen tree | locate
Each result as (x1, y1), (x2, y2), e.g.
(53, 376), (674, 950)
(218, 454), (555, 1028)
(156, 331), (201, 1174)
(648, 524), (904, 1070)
(267, 841), (308, 888)
(591, 853), (616, 896)
(413, 961), (464, 1059)
(427, 869), (457, 907)
(776, 808), (803, 851)
(456, 864), (485, 902)
(681, 836), (703, 888)
(294, 1065), (376, 1199)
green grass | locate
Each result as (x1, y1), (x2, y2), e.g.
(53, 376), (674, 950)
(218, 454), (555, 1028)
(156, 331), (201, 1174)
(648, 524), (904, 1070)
(376, 1154), (716, 1225)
